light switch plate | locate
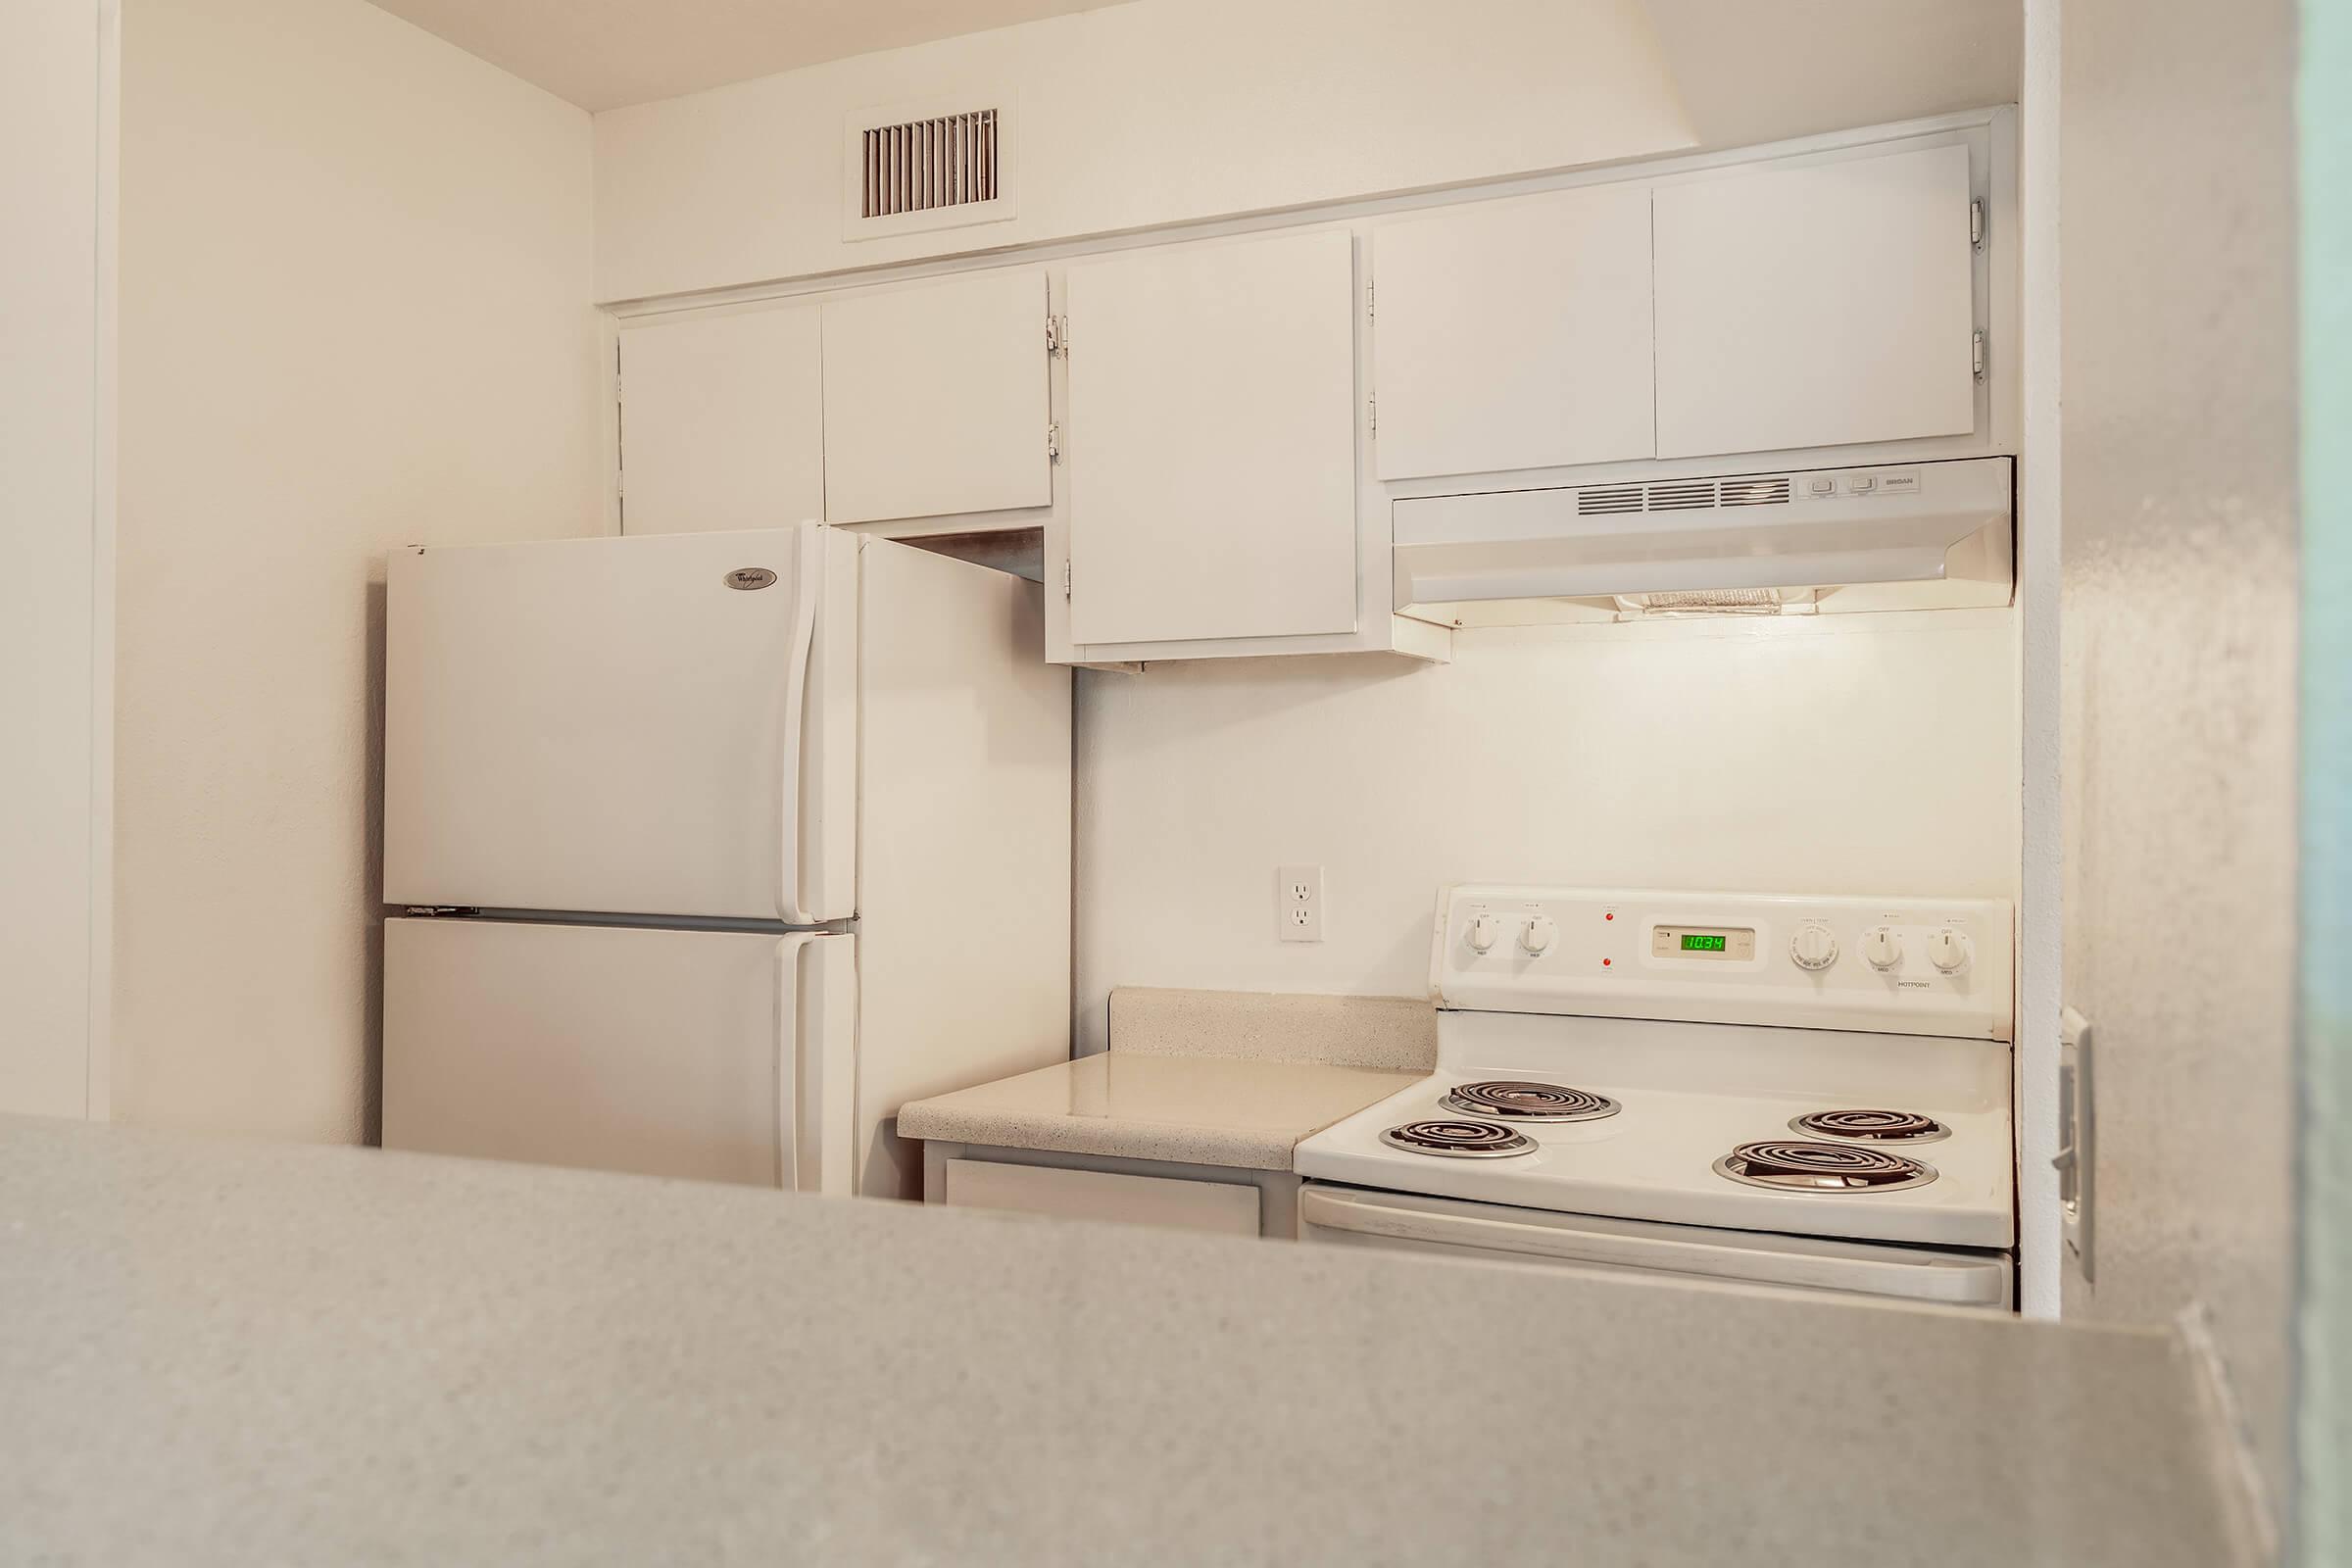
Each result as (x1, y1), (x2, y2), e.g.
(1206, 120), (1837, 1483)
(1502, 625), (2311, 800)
(1277, 865), (1324, 943)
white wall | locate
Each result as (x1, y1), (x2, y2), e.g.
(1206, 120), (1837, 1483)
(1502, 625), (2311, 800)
(2013, 0), (2064, 1318)
(0, 0), (114, 1120)
(113, 0), (606, 1143)
(1636, 0), (2021, 150)
(1075, 613), (2021, 1054)
(2055, 0), (2298, 1521)
(592, 0), (1697, 302)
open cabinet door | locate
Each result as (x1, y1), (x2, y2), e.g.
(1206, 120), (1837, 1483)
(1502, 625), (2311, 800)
(1064, 229), (1359, 646)
(383, 919), (857, 1193)
(820, 267), (1053, 523)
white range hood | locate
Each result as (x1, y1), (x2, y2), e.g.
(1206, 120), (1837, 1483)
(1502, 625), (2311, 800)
(1393, 456), (2013, 625)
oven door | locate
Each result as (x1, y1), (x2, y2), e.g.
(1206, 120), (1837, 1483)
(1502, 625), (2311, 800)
(1298, 1184), (2012, 1309)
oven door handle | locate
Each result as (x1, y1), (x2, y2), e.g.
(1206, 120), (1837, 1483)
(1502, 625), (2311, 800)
(1296, 1187), (2007, 1307)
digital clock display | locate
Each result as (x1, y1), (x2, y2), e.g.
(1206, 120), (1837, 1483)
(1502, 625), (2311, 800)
(1680, 933), (1729, 953)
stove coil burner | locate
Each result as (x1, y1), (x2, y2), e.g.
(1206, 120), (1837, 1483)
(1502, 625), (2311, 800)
(1789, 1108), (1951, 1145)
(1713, 1140), (1937, 1194)
(1439, 1080), (1621, 1123)
(1380, 1120), (1537, 1159)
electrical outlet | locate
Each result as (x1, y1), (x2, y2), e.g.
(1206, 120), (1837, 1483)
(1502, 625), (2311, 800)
(1277, 864), (1324, 943)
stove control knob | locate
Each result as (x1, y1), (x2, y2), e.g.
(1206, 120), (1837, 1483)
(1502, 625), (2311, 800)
(1863, 927), (1903, 971)
(1520, 915), (1557, 956)
(1467, 913), (1501, 955)
(1928, 929), (1974, 975)
(1789, 924), (1839, 972)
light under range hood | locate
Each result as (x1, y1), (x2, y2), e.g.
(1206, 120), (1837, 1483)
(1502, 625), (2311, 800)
(1393, 457), (2013, 626)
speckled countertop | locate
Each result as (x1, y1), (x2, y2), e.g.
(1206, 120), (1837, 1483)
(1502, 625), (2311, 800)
(898, 987), (1439, 1169)
(0, 1115), (2257, 1566)
(896, 1052), (1425, 1169)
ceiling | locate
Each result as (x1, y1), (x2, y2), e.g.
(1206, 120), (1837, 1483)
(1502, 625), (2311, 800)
(368, 0), (2021, 126)
(366, 0), (1131, 112)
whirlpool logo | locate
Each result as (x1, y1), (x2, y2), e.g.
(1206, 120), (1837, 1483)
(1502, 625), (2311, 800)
(724, 567), (777, 591)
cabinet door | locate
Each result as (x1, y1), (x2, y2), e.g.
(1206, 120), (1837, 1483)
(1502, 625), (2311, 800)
(942, 1157), (1262, 1237)
(1372, 182), (1655, 479)
(1065, 228), (1358, 646)
(1653, 142), (1977, 459)
(618, 304), (824, 535)
(820, 267), (1052, 523)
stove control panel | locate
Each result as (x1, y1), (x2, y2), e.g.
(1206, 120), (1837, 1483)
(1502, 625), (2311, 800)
(1434, 885), (2014, 1042)
(1788, 924), (1839, 971)
(1650, 923), (1755, 961)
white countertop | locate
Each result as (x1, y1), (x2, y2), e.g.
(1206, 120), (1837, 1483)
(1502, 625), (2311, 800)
(897, 1052), (1426, 1169)
(897, 986), (1441, 1169)
(0, 1114), (2254, 1565)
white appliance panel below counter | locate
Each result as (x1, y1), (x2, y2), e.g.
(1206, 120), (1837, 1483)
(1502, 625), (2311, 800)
(1298, 1185), (2012, 1309)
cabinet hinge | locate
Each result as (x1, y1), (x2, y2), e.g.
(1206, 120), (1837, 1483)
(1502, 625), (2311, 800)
(1365, 280), (1375, 318)
(1970, 199), (1984, 250)
(1061, 560), (1072, 599)
(1046, 314), (1068, 357)
(1047, 422), (1061, 462)
(1972, 329), (1986, 381)
(1367, 396), (1377, 436)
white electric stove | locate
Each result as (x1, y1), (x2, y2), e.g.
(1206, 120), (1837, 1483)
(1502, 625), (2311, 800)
(1294, 886), (2018, 1309)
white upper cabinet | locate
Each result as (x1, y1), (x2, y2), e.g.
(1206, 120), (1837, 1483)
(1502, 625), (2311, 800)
(820, 267), (1054, 524)
(1652, 142), (1978, 460)
(1065, 228), (1360, 647)
(617, 304), (824, 536)
(1371, 182), (1655, 479)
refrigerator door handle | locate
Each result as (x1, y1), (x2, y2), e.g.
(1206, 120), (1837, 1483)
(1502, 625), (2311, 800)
(772, 932), (823, 1192)
(775, 522), (824, 925)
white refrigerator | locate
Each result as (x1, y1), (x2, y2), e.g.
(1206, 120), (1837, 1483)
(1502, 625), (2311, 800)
(380, 521), (1070, 1200)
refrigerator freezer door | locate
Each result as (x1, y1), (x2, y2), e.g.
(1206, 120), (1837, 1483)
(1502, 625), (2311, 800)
(384, 523), (854, 922)
(383, 918), (857, 1192)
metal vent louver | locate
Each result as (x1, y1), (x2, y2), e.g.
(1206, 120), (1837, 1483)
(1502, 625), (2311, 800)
(1577, 485), (1644, 516)
(1645, 479), (1717, 512)
(1719, 476), (1792, 507)
(860, 109), (999, 220)
(1571, 475), (1796, 515)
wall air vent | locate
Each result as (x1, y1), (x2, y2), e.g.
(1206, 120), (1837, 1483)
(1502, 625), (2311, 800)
(861, 109), (998, 219)
(844, 94), (1016, 241)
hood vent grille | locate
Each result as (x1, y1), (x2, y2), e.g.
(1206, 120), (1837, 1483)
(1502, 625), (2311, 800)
(1390, 457), (2016, 626)
(1576, 485), (1643, 515)
(1573, 475), (1793, 516)
(1720, 476), (1792, 507)
(1645, 479), (1717, 511)
(859, 108), (1000, 220)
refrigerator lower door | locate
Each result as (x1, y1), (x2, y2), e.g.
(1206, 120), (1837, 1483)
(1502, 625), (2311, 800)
(384, 918), (857, 1193)
(384, 522), (858, 923)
